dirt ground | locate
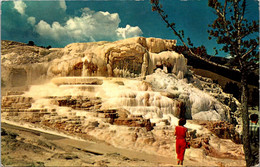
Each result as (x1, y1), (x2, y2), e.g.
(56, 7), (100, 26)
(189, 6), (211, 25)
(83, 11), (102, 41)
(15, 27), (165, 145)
(1, 122), (246, 167)
(1, 122), (177, 167)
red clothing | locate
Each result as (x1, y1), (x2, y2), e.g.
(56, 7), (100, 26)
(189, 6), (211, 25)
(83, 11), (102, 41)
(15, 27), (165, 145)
(175, 126), (187, 161)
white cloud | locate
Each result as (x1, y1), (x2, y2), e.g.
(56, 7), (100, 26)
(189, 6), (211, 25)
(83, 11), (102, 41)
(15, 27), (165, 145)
(81, 7), (95, 15)
(13, 1), (27, 15)
(59, 0), (67, 11)
(117, 25), (143, 39)
(35, 20), (67, 41)
(27, 16), (36, 25)
(34, 9), (143, 43)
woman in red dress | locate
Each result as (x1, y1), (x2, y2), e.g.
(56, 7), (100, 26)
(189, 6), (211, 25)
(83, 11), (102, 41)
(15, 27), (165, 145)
(174, 118), (188, 165)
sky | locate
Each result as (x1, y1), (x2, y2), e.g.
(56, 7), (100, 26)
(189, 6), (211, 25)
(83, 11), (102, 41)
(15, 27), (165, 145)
(1, 0), (259, 56)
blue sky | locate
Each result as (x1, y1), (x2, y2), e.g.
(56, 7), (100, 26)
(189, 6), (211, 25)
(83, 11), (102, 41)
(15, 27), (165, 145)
(1, 0), (259, 56)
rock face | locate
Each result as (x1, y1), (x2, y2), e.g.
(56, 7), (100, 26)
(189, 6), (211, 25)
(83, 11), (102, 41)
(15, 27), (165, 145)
(1, 41), (51, 89)
(48, 37), (180, 79)
(1, 37), (243, 162)
(1, 37), (240, 123)
(1, 37), (179, 89)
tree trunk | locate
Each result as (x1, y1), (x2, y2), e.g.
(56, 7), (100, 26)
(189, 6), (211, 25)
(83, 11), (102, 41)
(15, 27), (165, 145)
(241, 71), (253, 167)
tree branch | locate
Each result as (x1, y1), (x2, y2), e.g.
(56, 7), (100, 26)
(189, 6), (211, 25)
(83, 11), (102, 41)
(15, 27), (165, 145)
(241, 43), (259, 60)
(167, 21), (241, 71)
(154, 4), (196, 57)
(223, 0), (228, 17)
(239, 0), (246, 24)
(246, 57), (259, 71)
(214, 0), (232, 41)
(151, 1), (241, 72)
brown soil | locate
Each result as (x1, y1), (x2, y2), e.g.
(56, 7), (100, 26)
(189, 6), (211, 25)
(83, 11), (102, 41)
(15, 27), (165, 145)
(1, 121), (246, 167)
(1, 122), (173, 166)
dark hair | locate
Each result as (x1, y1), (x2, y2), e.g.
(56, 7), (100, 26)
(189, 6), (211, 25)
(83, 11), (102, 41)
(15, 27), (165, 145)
(250, 114), (259, 122)
(178, 118), (186, 126)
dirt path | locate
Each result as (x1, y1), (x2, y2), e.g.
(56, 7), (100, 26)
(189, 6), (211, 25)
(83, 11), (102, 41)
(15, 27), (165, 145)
(1, 121), (246, 166)
(1, 122), (177, 166)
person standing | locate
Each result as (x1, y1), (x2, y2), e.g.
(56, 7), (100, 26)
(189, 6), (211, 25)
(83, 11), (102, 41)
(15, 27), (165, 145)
(174, 118), (189, 165)
(249, 114), (259, 166)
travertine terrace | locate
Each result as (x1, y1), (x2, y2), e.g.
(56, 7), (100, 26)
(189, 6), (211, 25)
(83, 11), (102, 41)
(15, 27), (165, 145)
(1, 37), (245, 166)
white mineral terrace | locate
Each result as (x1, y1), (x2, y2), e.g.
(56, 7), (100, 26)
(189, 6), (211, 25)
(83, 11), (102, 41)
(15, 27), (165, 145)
(23, 71), (225, 132)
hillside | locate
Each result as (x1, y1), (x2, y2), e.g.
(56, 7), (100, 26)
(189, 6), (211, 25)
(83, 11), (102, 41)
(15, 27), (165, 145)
(184, 54), (258, 106)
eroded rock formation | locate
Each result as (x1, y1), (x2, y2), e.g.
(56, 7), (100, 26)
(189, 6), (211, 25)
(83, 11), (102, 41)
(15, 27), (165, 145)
(2, 37), (180, 90)
(1, 37), (243, 161)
